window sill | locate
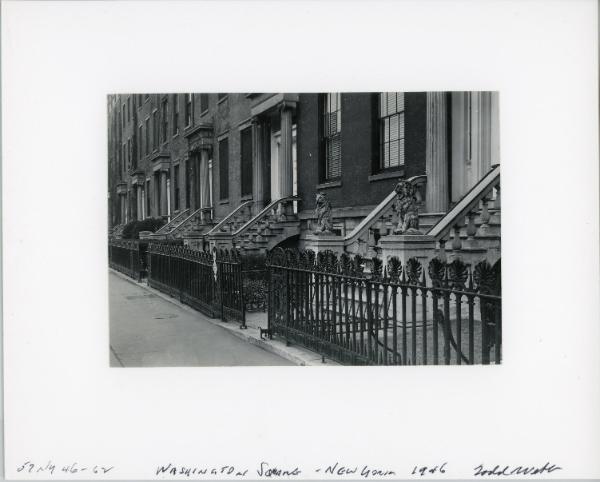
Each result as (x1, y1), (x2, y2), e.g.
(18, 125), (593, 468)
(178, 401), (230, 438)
(368, 167), (405, 182)
(219, 199), (229, 205)
(240, 194), (253, 201)
(317, 180), (342, 190)
(200, 109), (209, 117)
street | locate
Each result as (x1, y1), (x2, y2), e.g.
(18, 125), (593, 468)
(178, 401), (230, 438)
(109, 271), (293, 367)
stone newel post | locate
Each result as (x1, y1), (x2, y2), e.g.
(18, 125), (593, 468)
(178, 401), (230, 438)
(252, 118), (265, 214)
(279, 104), (294, 215)
(160, 170), (168, 217)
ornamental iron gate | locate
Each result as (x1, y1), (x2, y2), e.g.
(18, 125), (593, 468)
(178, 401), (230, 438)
(266, 248), (501, 365)
(146, 244), (246, 327)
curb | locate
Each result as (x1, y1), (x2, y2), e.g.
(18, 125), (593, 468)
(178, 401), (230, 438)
(109, 269), (338, 366)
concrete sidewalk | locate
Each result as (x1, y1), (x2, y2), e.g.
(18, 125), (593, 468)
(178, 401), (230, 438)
(110, 269), (338, 366)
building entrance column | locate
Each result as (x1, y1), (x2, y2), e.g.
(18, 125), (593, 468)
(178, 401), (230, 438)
(188, 155), (197, 212)
(252, 118), (266, 214)
(199, 148), (211, 223)
(160, 170), (168, 218)
(120, 194), (126, 224)
(279, 103), (294, 216)
(136, 185), (143, 221)
(425, 92), (449, 213)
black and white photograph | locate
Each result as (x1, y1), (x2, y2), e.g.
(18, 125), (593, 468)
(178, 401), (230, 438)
(4, 1), (599, 479)
(108, 92), (501, 367)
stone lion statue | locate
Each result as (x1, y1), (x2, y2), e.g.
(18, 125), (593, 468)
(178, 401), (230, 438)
(314, 192), (333, 234)
(393, 180), (421, 235)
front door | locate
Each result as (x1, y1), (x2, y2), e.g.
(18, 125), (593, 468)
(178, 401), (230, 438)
(270, 126), (297, 211)
(451, 92), (500, 203)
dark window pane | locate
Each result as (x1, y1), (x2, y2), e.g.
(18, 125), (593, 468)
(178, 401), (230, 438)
(185, 94), (192, 126)
(162, 99), (169, 142)
(185, 160), (191, 208)
(172, 95), (179, 134)
(241, 127), (253, 197)
(152, 112), (158, 149)
(174, 165), (180, 211)
(200, 94), (209, 113)
(219, 138), (229, 200)
(146, 180), (151, 216)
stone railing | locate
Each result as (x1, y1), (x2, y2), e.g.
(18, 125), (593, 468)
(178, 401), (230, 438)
(231, 196), (300, 244)
(207, 200), (254, 236)
(428, 164), (500, 258)
(154, 209), (190, 235)
(167, 207), (203, 238)
(343, 175), (427, 254)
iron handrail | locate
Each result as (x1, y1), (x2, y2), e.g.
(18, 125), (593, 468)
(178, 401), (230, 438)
(167, 207), (203, 236)
(154, 208), (190, 234)
(207, 200), (254, 235)
(232, 195), (300, 239)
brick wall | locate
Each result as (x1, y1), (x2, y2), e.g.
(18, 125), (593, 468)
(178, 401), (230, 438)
(108, 92), (427, 231)
(297, 92), (427, 214)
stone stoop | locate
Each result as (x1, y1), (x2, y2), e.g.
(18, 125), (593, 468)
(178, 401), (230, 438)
(235, 220), (301, 254)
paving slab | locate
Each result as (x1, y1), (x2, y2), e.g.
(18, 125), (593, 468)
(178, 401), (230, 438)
(109, 271), (295, 367)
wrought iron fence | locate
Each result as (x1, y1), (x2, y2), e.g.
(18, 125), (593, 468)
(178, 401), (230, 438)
(147, 244), (246, 327)
(266, 248), (501, 365)
(108, 239), (142, 281)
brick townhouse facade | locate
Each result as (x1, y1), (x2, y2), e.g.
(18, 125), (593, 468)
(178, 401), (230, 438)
(108, 92), (500, 264)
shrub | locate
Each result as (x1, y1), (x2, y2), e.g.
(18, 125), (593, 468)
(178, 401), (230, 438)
(241, 252), (267, 311)
(122, 217), (166, 239)
(243, 278), (267, 312)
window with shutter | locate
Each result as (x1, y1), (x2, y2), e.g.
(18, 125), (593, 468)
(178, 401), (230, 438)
(379, 92), (405, 169)
(219, 138), (229, 200)
(323, 93), (342, 180)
